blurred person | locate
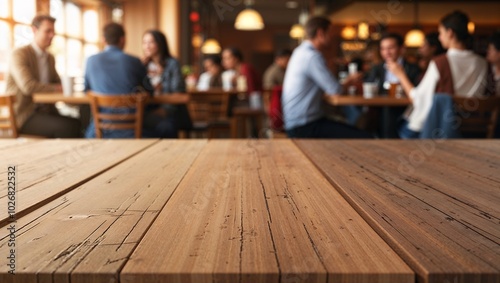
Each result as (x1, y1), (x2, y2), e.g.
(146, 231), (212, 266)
(84, 23), (177, 138)
(363, 33), (421, 138)
(197, 54), (223, 90)
(6, 14), (81, 138)
(486, 31), (500, 138)
(365, 33), (421, 94)
(388, 10), (488, 138)
(486, 31), (500, 96)
(221, 47), (262, 93)
(418, 32), (446, 74)
(281, 16), (372, 138)
(142, 29), (192, 132)
(263, 49), (292, 89)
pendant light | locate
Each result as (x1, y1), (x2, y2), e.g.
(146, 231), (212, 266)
(235, 0), (264, 30)
(404, 0), (425, 47)
(201, 2), (221, 54)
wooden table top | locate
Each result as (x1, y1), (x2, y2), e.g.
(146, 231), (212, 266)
(0, 140), (498, 283)
(33, 92), (190, 104)
(325, 95), (411, 106)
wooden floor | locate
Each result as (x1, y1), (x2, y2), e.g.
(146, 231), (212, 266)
(0, 139), (498, 283)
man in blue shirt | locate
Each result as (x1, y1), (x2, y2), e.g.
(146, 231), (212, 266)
(282, 16), (372, 138)
(84, 23), (176, 138)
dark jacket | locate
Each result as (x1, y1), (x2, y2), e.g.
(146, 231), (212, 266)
(365, 60), (421, 95)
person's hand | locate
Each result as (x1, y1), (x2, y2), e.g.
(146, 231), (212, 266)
(386, 60), (405, 78)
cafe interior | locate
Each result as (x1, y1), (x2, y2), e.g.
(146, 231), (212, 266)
(0, 1), (499, 283)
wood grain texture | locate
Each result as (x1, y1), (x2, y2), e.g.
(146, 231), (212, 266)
(121, 140), (413, 283)
(0, 140), (207, 283)
(324, 95), (411, 106)
(295, 140), (500, 283)
(0, 139), (158, 226)
(33, 93), (190, 105)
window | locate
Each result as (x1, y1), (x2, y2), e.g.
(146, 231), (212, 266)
(50, 0), (99, 78)
(0, 0), (101, 91)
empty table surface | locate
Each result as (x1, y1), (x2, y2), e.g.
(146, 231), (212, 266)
(295, 140), (500, 283)
(0, 140), (498, 283)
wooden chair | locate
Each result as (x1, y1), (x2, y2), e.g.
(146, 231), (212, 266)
(88, 91), (148, 139)
(0, 94), (18, 138)
(187, 92), (230, 138)
(453, 96), (500, 138)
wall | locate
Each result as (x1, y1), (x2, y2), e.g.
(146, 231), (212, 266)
(330, 1), (500, 25)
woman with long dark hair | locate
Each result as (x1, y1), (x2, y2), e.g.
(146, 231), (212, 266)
(388, 10), (488, 138)
(142, 29), (192, 133)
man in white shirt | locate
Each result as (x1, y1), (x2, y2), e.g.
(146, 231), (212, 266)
(6, 14), (81, 137)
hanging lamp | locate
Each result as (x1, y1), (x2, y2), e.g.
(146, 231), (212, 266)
(404, 0), (424, 47)
(235, 0), (264, 30)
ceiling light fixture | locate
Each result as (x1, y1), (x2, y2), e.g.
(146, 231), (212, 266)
(404, 0), (424, 47)
(234, 0), (264, 30)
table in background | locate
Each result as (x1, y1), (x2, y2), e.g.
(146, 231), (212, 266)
(1, 140), (498, 283)
(326, 95), (412, 138)
(34, 92), (190, 105)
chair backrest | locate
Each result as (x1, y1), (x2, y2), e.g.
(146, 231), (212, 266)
(0, 94), (18, 138)
(88, 91), (148, 139)
(453, 96), (500, 139)
(188, 92), (230, 125)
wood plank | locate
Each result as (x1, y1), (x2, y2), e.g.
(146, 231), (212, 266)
(0, 139), (158, 226)
(295, 140), (500, 283)
(121, 140), (413, 283)
(0, 140), (207, 283)
(325, 95), (411, 106)
(33, 92), (190, 105)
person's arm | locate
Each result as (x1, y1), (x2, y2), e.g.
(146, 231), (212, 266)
(386, 61), (415, 100)
(263, 65), (275, 89)
(10, 48), (61, 95)
(308, 53), (342, 95)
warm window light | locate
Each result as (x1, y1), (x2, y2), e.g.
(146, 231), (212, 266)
(357, 22), (369, 40)
(234, 8), (264, 30)
(468, 22), (475, 34)
(289, 24), (305, 39)
(201, 38), (221, 54)
(405, 29), (425, 47)
(341, 26), (356, 40)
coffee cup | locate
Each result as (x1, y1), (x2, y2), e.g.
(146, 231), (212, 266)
(363, 82), (377, 99)
(62, 76), (74, 96)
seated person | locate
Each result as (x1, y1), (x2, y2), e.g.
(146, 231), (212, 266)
(388, 11), (488, 139)
(418, 32), (446, 76)
(282, 16), (372, 139)
(263, 49), (292, 90)
(142, 29), (192, 133)
(362, 33), (421, 137)
(84, 23), (177, 138)
(221, 47), (262, 94)
(197, 54), (223, 90)
(6, 14), (81, 138)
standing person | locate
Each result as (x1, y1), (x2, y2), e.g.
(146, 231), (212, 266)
(197, 54), (223, 90)
(6, 14), (81, 138)
(84, 23), (176, 138)
(221, 47), (262, 94)
(282, 16), (372, 138)
(388, 10), (488, 138)
(263, 49), (292, 89)
(142, 29), (192, 132)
